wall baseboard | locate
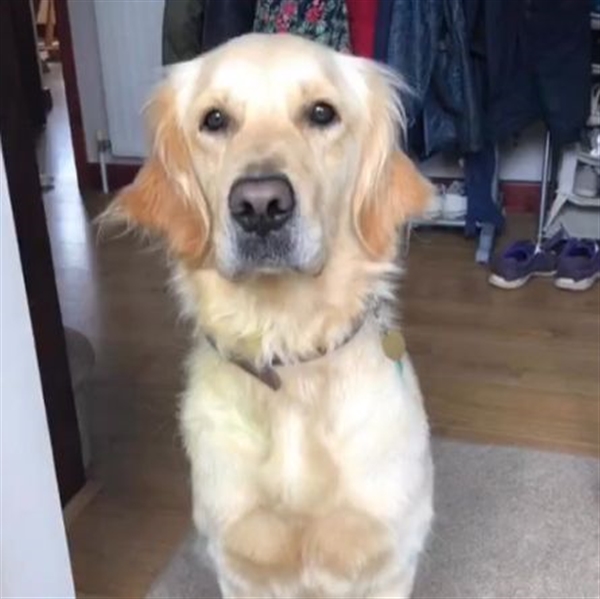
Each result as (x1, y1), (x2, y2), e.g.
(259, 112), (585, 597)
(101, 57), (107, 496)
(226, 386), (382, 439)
(87, 162), (140, 192)
(501, 182), (543, 213)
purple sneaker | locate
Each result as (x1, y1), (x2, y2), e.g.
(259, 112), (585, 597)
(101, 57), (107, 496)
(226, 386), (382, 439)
(554, 239), (600, 291)
(488, 233), (566, 289)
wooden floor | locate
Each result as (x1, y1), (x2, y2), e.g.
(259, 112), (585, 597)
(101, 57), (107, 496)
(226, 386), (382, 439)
(403, 225), (599, 455)
(42, 65), (599, 598)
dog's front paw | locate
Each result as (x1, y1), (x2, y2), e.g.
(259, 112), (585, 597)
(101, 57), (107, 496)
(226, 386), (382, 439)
(303, 508), (391, 580)
(223, 508), (301, 580)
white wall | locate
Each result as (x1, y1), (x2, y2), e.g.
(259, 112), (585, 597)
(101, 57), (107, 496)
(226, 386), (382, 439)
(67, 0), (110, 163)
(66, 0), (546, 181)
(94, 0), (165, 157)
(0, 146), (75, 598)
(421, 122), (546, 182)
(67, 0), (163, 163)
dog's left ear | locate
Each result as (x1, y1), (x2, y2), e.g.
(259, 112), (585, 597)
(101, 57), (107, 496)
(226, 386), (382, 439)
(351, 62), (433, 259)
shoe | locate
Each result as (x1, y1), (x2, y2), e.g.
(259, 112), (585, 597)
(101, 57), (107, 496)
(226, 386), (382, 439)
(488, 232), (567, 289)
(554, 239), (600, 291)
(442, 181), (467, 220)
(573, 164), (600, 198)
(422, 184), (444, 220)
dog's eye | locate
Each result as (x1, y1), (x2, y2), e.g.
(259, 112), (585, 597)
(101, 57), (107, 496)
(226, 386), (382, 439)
(307, 102), (338, 127)
(201, 109), (229, 133)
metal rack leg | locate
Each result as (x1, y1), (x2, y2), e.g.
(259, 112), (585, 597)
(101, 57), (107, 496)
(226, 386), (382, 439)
(536, 130), (553, 247)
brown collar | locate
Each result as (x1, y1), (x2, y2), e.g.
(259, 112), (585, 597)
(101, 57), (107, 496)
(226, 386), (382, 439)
(205, 316), (366, 391)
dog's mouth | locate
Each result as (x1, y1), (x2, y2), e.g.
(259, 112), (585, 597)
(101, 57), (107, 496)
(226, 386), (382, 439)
(235, 224), (294, 269)
(217, 216), (325, 279)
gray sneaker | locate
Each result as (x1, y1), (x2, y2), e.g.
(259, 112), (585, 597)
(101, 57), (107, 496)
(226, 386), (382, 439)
(574, 164), (599, 198)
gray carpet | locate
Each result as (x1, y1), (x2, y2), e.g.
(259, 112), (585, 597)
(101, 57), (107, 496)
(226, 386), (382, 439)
(147, 440), (600, 598)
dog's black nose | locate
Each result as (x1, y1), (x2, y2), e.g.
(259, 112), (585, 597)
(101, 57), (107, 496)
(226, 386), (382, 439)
(228, 175), (295, 236)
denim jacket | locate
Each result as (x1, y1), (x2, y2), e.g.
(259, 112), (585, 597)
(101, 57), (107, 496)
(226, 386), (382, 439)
(379, 0), (482, 159)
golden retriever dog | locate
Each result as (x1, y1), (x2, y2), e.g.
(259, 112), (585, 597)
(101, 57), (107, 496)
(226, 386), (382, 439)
(109, 33), (433, 599)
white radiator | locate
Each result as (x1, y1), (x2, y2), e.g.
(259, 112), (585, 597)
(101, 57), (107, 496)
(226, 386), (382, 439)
(94, 0), (165, 158)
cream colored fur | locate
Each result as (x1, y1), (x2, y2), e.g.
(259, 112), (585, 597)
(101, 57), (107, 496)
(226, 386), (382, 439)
(109, 34), (434, 599)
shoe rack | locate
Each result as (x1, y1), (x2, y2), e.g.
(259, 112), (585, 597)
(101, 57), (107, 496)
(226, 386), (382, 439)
(541, 11), (600, 242)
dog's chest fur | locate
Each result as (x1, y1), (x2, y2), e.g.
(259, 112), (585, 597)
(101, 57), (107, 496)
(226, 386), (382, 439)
(184, 345), (345, 516)
(183, 322), (427, 519)
(259, 389), (339, 514)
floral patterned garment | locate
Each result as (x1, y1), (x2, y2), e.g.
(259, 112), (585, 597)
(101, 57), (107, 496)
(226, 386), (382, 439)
(253, 0), (352, 52)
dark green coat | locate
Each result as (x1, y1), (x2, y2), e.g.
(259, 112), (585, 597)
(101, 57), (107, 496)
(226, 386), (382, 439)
(162, 0), (257, 65)
(162, 0), (204, 65)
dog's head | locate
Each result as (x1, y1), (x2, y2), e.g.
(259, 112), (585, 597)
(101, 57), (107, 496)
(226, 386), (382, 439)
(110, 34), (431, 278)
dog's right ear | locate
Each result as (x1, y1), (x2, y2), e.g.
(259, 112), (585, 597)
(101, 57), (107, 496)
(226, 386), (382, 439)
(102, 77), (210, 262)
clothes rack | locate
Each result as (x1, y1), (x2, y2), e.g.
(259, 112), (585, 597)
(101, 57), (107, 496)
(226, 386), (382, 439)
(536, 130), (553, 246)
